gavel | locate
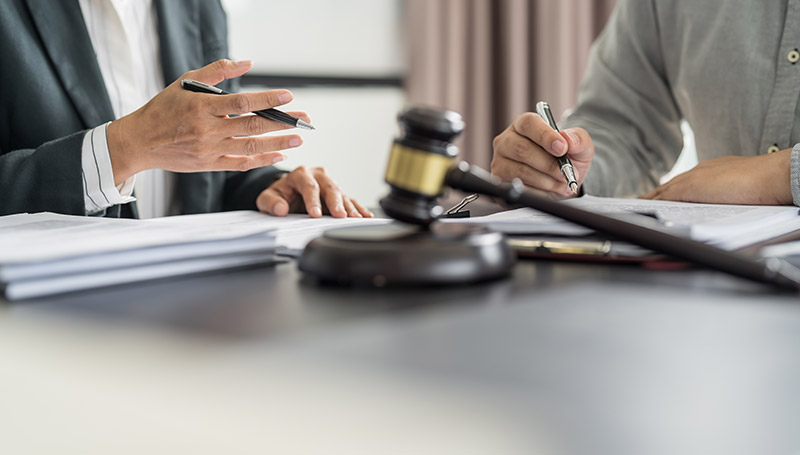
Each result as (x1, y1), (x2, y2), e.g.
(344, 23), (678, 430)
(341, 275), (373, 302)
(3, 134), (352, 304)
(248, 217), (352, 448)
(378, 107), (800, 291)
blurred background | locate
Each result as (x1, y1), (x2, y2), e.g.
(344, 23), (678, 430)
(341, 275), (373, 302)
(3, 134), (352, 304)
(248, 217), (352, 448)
(220, 0), (663, 208)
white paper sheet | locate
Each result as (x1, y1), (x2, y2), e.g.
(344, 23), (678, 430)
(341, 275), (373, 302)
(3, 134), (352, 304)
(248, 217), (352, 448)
(151, 211), (393, 252)
(0, 211), (393, 299)
(446, 196), (800, 251)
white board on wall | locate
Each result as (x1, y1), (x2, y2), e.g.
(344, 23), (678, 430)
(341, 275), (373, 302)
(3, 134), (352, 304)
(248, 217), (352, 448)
(221, 0), (406, 77)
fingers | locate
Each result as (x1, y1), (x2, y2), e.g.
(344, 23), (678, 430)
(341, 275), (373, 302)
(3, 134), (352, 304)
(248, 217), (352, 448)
(285, 167), (323, 217)
(256, 167), (373, 218)
(492, 156), (570, 195)
(640, 187), (661, 200)
(493, 130), (563, 181)
(225, 134), (303, 156)
(560, 127), (593, 162)
(349, 198), (374, 217)
(209, 90), (294, 116)
(224, 112), (310, 136)
(256, 187), (291, 216)
(512, 112), (567, 157)
(319, 182), (347, 218)
(183, 59), (253, 87)
(216, 152), (287, 172)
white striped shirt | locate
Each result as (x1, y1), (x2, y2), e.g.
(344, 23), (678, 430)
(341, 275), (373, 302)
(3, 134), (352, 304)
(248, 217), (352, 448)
(78, 0), (176, 218)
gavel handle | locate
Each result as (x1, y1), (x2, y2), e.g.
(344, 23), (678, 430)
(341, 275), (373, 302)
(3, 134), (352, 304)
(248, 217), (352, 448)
(444, 161), (800, 291)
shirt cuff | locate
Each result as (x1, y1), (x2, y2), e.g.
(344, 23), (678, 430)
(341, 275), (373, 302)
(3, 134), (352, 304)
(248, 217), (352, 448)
(791, 143), (800, 207)
(81, 122), (136, 214)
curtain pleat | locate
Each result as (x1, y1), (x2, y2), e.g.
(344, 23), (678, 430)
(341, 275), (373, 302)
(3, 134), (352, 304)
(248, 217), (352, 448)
(405, 0), (617, 168)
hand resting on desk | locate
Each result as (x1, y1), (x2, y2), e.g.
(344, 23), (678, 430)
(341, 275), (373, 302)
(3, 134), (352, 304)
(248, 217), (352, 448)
(641, 149), (793, 205)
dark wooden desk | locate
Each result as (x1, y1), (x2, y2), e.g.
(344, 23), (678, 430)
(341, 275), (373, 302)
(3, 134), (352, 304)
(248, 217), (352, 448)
(3, 226), (800, 453)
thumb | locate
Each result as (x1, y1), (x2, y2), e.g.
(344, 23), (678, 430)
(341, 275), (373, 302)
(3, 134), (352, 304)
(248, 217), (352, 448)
(184, 59), (253, 86)
(561, 128), (593, 159)
(256, 188), (290, 216)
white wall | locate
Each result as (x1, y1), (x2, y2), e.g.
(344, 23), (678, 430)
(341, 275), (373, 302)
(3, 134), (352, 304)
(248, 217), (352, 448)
(242, 85), (405, 206)
(222, 0), (407, 207)
(222, 0), (405, 77)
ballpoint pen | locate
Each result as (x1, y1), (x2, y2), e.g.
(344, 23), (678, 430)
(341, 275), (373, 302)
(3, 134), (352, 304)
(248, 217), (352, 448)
(536, 101), (578, 194)
(180, 78), (315, 130)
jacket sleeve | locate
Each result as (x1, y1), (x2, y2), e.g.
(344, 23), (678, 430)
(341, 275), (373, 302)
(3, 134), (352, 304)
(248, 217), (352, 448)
(561, 0), (684, 197)
(0, 131), (86, 216)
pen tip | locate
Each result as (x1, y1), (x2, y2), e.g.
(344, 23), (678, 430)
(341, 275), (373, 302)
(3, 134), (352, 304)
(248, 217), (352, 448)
(570, 182), (578, 195)
(297, 119), (315, 130)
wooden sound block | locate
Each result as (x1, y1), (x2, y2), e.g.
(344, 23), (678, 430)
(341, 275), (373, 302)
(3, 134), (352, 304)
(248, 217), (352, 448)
(298, 223), (515, 286)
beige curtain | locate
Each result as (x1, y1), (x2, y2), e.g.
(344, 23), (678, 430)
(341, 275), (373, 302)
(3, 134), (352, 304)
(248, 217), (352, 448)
(405, 0), (617, 168)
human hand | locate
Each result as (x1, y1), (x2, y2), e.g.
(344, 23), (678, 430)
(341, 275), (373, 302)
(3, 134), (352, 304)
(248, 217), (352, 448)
(107, 59), (307, 185)
(256, 166), (373, 218)
(491, 112), (594, 198)
(641, 150), (793, 205)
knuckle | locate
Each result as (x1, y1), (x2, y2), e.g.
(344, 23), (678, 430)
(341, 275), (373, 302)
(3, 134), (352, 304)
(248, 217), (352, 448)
(243, 138), (259, 156)
(182, 121), (204, 138)
(518, 112), (538, 130)
(512, 141), (531, 162)
(303, 178), (320, 192)
(514, 161), (536, 182)
(183, 94), (204, 113)
(213, 58), (232, 72)
(245, 115), (263, 135)
(268, 91), (283, 107)
(324, 181), (339, 193)
(231, 95), (251, 113)
(492, 134), (504, 151)
(491, 156), (509, 178)
(237, 159), (254, 172)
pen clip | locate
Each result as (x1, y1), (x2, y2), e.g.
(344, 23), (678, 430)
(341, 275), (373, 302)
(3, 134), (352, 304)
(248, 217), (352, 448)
(535, 101), (559, 132)
(444, 193), (479, 216)
(181, 78), (225, 94)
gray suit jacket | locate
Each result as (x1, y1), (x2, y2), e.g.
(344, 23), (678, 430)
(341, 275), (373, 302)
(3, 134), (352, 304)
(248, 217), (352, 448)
(0, 0), (284, 217)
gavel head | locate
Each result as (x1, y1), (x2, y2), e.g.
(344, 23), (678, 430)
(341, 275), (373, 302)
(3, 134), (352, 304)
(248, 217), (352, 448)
(379, 106), (465, 225)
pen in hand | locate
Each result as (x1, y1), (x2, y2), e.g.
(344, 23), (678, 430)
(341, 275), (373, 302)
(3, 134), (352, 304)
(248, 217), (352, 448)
(180, 78), (315, 130)
(536, 101), (578, 195)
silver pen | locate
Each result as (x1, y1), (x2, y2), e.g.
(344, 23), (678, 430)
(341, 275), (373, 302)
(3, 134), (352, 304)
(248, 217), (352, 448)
(536, 101), (578, 194)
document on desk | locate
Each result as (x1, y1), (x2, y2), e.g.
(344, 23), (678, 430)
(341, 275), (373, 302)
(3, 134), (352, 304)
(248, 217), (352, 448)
(0, 212), (279, 300)
(0, 211), (392, 300)
(447, 195), (800, 251)
(152, 210), (393, 256)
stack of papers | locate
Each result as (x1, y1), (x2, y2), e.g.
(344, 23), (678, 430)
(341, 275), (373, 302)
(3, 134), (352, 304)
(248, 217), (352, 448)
(151, 210), (392, 257)
(446, 196), (800, 251)
(0, 212), (279, 300)
(0, 210), (393, 300)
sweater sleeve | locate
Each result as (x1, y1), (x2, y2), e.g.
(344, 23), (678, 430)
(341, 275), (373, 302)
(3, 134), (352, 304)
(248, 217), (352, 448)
(561, 0), (684, 198)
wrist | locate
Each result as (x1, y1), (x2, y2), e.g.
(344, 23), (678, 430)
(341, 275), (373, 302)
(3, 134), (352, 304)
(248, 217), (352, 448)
(107, 117), (143, 185)
(768, 148), (794, 205)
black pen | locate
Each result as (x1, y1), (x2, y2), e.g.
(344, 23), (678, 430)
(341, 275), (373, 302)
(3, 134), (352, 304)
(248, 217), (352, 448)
(180, 78), (315, 130)
(536, 101), (577, 194)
